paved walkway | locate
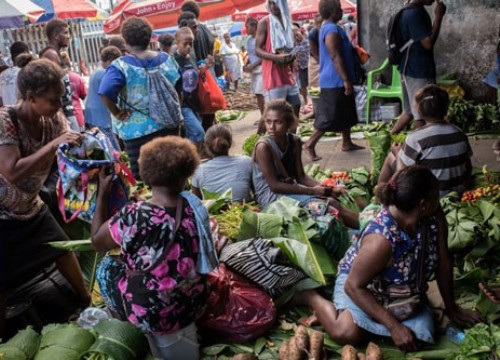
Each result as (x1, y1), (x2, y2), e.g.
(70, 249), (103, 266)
(228, 110), (500, 172)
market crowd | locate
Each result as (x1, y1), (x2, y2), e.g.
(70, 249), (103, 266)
(0, 0), (498, 358)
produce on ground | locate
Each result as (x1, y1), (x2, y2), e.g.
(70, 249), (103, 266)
(216, 110), (247, 123)
(223, 90), (259, 111)
(242, 133), (262, 156)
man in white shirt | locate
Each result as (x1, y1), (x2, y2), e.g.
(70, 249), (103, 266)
(0, 42), (29, 106)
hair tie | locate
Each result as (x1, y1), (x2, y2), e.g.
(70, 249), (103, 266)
(422, 95), (434, 101)
(388, 178), (398, 191)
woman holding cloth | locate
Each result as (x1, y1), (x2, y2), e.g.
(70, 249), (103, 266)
(302, 0), (363, 162)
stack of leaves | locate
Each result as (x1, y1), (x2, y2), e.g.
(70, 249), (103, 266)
(215, 110), (247, 123)
(34, 323), (95, 359)
(449, 323), (500, 360)
(242, 133), (262, 156)
(81, 319), (148, 360)
(0, 326), (40, 360)
(363, 122), (392, 181)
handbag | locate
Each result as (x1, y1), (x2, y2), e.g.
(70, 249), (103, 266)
(383, 227), (429, 321)
(56, 130), (135, 223)
(197, 66), (227, 114)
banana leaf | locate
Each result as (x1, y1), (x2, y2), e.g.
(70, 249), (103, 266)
(0, 326), (40, 360)
(47, 240), (93, 252)
(34, 324), (95, 360)
(81, 319), (148, 360)
(237, 210), (283, 241)
(201, 188), (232, 214)
(264, 196), (302, 221)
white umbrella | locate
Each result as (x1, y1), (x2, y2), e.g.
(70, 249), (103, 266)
(0, 0), (45, 30)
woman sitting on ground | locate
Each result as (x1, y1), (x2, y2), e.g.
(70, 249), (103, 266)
(98, 17), (182, 179)
(91, 136), (217, 360)
(295, 166), (482, 352)
(253, 99), (359, 228)
(379, 84), (472, 197)
(0, 57), (90, 337)
(192, 124), (253, 202)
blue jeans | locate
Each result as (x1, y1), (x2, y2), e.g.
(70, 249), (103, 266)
(182, 107), (205, 143)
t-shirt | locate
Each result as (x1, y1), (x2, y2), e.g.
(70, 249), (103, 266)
(0, 106), (69, 220)
(398, 123), (472, 197)
(246, 36), (260, 66)
(319, 22), (355, 89)
(296, 39), (310, 70)
(68, 71), (87, 128)
(398, 4), (435, 79)
(174, 52), (200, 111)
(84, 67), (111, 128)
(192, 156), (253, 202)
(0, 67), (20, 106)
(194, 23), (215, 62)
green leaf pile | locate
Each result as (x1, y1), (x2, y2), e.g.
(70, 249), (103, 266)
(0, 326), (40, 360)
(34, 323), (95, 360)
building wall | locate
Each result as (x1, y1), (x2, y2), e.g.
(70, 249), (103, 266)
(358, 0), (500, 100)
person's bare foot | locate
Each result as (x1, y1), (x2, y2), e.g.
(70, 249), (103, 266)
(341, 143), (365, 152)
(479, 283), (500, 304)
(298, 312), (319, 327)
(303, 145), (322, 161)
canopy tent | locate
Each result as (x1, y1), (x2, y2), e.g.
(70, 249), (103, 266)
(0, 0), (45, 29)
(31, 0), (98, 22)
(104, 0), (265, 34)
(232, 0), (356, 22)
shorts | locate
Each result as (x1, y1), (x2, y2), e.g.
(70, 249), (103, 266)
(333, 273), (435, 344)
(265, 84), (301, 106)
(298, 68), (309, 88)
(182, 107), (205, 143)
(401, 75), (435, 120)
(251, 67), (264, 95)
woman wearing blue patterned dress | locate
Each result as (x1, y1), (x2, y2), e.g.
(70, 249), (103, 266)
(99, 18), (182, 179)
(294, 166), (482, 352)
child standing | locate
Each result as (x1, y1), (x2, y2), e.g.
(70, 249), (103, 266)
(174, 27), (205, 145)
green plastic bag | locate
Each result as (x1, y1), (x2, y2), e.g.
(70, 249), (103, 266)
(364, 126), (391, 181)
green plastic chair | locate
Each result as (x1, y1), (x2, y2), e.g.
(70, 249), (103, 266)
(365, 58), (404, 123)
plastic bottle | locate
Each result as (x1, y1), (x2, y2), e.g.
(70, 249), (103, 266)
(444, 325), (465, 344)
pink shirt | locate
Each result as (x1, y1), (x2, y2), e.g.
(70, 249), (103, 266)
(261, 16), (296, 91)
(68, 71), (87, 127)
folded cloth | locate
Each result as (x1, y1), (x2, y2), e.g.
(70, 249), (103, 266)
(267, 0), (294, 54)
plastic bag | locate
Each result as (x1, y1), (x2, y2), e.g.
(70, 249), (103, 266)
(198, 263), (277, 343)
(198, 67), (227, 114)
(354, 85), (367, 124)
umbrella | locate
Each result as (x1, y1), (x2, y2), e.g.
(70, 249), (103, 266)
(232, 0), (356, 22)
(32, 0), (98, 22)
(104, 0), (265, 34)
(0, 0), (45, 29)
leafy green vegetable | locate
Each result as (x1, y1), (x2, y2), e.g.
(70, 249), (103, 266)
(0, 326), (40, 360)
(364, 124), (391, 181)
(201, 188), (232, 214)
(449, 323), (500, 360)
(82, 319), (148, 360)
(242, 133), (262, 156)
(237, 210), (283, 240)
(48, 239), (93, 252)
(34, 323), (95, 360)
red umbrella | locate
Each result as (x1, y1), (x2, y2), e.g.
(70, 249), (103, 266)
(232, 0), (356, 22)
(104, 0), (265, 34)
(32, 0), (98, 22)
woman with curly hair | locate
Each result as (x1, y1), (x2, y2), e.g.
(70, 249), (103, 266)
(92, 136), (218, 360)
(0, 56), (89, 337)
(99, 17), (182, 178)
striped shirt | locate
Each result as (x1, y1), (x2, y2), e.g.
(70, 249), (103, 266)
(398, 123), (472, 197)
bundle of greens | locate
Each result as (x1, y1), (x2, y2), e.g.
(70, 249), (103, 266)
(0, 326), (40, 360)
(363, 122), (392, 182)
(81, 319), (148, 360)
(449, 323), (500, 360)
(34, 323), (95, 360)
(242, 133), (262, 156)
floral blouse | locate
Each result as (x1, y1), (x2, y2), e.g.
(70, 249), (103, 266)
(108, 200), (207, 335)
(338, 207), (439, 299)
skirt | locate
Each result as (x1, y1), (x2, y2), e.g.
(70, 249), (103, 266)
(124, 127), (181, 179)
(0, 205), (66, 292)
(333, 273), (435, 344)
(314, 88), (358, 132)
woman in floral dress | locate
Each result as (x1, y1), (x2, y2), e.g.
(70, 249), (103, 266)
(91, 136), (217, 360)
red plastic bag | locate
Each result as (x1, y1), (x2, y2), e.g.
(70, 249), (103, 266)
(198, 67), (227, 114)
(199, 263), (276, 343)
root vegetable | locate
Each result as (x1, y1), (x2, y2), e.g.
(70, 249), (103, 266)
(295, 325), (310, 353)
(365, 342), (382, 360)
(279, 340), (290, 360)
(288, 336), (303, 360)
(341, 345), (358, 360)
(309, 331), (324, 360)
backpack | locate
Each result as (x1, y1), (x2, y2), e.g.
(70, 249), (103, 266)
(56, 130), (135, 223)
(387, 6), (414, 65)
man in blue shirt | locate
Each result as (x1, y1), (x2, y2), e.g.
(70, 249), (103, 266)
(391, 0), (446, 134)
